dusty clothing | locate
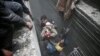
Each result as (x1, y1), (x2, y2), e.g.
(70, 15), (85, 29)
(55, 42), (64, 52)
(0, 1), (25, 26)
(47, 42), (56, 54)
(4, 0), (30, 14)
(47, 40), (65, 56)
(4, 1), (23, 17)
(64, 0), (77, 19)
(41, 26), (58, 38)
(0, 1), (26, 55)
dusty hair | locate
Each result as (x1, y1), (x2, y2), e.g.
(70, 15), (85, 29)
(41, 15), (47, 20)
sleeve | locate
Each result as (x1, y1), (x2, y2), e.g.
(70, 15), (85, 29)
(41, 28), (45, 37)
(0, 6), (26, 26)
(14, 0), (30, 14)
(50, 29), (58, 37)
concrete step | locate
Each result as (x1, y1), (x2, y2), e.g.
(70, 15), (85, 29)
(67, 1), (100, 56)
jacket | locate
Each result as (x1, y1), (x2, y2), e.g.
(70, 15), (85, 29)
(0, 1), (26, 26)
(0, 1), (26, 50)
(4, 0), (30, 14)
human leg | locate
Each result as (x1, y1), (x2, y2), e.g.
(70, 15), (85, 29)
(4, 1), (23, 17)
(0, 24), (14, 56)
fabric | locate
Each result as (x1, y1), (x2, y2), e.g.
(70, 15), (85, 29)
(59, 51), (66, 56)
(56, 0), (66, 12)
(4, 0), (30, 14)
(41, 26), (58, 38)
(0, 1), (26, 52)
(4, 1), (23, 16)
(0, 23), (13, 52)
(46, 22), (52, 26)
(13, 0), (30, 14)
(0, 1), (26, 26)
(47, 43), (56, 54)
(55, 42), (63, 52)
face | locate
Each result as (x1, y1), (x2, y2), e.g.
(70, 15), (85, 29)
(42, 19), (47, 23)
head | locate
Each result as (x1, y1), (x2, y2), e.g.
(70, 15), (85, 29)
(41, 15), (47, 21)
(41, 15), (48, 26)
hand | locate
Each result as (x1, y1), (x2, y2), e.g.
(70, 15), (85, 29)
(25, 21), (33, 30)
(2, 49), (13, 56)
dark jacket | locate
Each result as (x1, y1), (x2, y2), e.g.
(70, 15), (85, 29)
(0, 1), (26, 52)
(0, 1), (26, 37)
(0, 1), (26, 26)
(4, 0), (30, 14)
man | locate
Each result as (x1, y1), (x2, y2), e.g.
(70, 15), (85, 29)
(41, 22), (58, 40)
(0, 1), (32, 56)
(40, 15), (48, 28)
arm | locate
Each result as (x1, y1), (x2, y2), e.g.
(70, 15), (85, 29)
(0, 4), (26, 26)
(41, 28), (46, 37)
(14, 0), (30, 14)
(50, 29), (58, 37)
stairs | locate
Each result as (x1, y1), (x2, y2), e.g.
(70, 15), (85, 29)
(67, 1), (100, 56)
(68, 47), (85, 56)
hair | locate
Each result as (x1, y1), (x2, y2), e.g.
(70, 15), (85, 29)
(41, 15), (47, 20)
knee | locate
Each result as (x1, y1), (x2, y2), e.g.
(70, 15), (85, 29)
(14, 2), (23, 11)
(12, 2), (23, 16)
(5, 1), (23, 10)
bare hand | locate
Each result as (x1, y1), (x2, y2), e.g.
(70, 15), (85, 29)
(26, 21), (33, 30)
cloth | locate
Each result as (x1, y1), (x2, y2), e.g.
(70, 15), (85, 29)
(4, 1), (23, 16)
(56, 0), (66, 12)
(4, 0), (30, 14)
(41, 26), (58, 38)
(59, 51), (66, 56)
(0, 1), (26, 25)
(55, 42), (64, 52)
(47, 42), (56, 54)
(0, 1), (26, 52)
